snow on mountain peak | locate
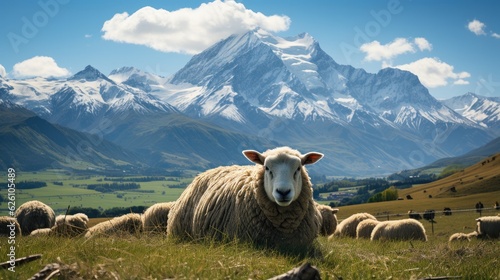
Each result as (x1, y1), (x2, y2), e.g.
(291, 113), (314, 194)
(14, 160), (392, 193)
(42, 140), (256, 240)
(69, 65), (115, 83)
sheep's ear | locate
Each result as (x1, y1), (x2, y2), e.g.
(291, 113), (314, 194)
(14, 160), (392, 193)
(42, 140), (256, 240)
(301, 152), (323, 165)
(242, 150), (265, 165)
(332, 208), (339, 214)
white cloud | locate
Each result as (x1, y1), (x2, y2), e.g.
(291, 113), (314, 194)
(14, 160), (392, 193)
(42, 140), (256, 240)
(360, 38), (415, 61)
(12, 56), (70, 79)
(101, 0), (291, 54)
(414, 37), (432, 51)
(394, 57), (470, 88)
(0, 64), (6, 77)
(492, 32), (500, 39)
(84, 34), (92, 38)
(468, 19), (486, 35)
(360, 37), (432, 63)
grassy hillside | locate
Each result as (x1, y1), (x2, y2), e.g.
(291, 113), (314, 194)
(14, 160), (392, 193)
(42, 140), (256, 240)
(399, 153), (500, 200)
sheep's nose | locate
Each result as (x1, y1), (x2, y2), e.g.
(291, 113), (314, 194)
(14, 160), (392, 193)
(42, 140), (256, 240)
(276, 189), (291, 197)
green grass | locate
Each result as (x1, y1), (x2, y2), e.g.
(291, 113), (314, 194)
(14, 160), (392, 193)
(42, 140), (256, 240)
(1, 170), (499, 279)
(0, 170), (189, 216)
(0, 232), (498, 279)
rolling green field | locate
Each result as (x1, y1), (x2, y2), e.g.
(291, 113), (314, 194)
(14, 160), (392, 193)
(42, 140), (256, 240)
(0, 170), (190, 216)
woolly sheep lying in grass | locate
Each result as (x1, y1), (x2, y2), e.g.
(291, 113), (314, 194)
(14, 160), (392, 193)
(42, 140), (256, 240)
(53, 213), (89, 237)
(167, 146), (324, 252)
(448, 231), (478, 242)
(85, 213), (142, 238)
(371, 218), (427, 241)
(142, 202), (175, 233)
(29, 213), (89, 237)
(332, 212), (377, 238)
(356, 219), (380, 239)
(0, 216), (21, 237)
(15, 200), (55, 235)
(315, 203), (339, 236)
(476, 216), (500, 239)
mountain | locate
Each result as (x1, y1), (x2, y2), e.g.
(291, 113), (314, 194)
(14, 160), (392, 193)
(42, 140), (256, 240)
(1, 31), (499, 176)
(0, 67), (276, 172)
(0, 100), (143, 171)
(154, 29), (495, 175)
(0, 65), (176, 132)
(109, 66), (168, 93)
(442, 92), (500, 130)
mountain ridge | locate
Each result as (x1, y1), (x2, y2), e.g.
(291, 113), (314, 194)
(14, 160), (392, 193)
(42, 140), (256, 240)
(1, 30), (499, 175)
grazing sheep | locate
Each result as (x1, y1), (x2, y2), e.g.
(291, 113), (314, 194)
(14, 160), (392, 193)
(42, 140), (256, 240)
(443, 207), (452, 216)
(476, 216), (500, 238)
(408, 210), (422, 220)
(448, 231), (478, 242)
(356, 219), (380, 239)
(423, 210), (435, 221)
(0, 216), (21, 237)
(52, 213), (89, 237)
(15, 200), (55, 235)
(332, 212), (377, 238)
(315, 203), (338, 236)
(85, 213), (142, 238)
(142, 202), (175, 233)
(167, 146), (324, 252)
(29, 228), (52, 236)
(371, 219), (427, 241)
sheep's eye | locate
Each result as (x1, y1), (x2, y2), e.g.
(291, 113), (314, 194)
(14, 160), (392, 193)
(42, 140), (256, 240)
(265, 166), (269, 171)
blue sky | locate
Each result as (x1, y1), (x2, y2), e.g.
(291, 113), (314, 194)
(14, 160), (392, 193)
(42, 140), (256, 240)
(1, 0), (499, 99)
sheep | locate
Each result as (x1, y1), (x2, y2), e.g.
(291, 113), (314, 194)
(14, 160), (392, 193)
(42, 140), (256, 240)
(356, 219), (380, 239)
(448, 231), (478, 242)
(52, 213), (89, 237)
(370, 219), (427, 241)
(166, 146), (324, 252)
(85, 213), (142, 238)
(15, 200), (55, 235)
(142, 202), (175, 233)
(332, 212), (377, 238)
(0, 216), (21, 237)
(29, 228), (52, 237)
(476, 216), (500, 239)
(315, 203), (338, 236)
(408, 210), (422, 220)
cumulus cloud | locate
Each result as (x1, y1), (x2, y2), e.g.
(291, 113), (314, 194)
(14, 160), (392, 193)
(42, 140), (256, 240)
(12, 56), (70, 79)
(0, 64), (6, 77)
(492, 33), (500, 39)
(101, 0), (291, 54)
(394, 57), (470, 88)
(360, 37), (431, 62)
(468, 19), (486, 35)
(414, 37), (432, 51)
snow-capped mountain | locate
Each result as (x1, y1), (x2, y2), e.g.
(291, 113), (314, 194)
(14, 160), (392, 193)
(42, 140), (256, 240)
(0, 65), (176, 131)
(109, 66), (168, 93)
(161, 29), (477, 134)
(442, 92), (500, 130)
(1, 30), (498, 175)
(147, 29), (496, 174)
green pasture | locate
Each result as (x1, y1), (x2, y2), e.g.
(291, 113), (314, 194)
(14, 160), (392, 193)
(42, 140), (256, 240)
(0, 170), (190, 216)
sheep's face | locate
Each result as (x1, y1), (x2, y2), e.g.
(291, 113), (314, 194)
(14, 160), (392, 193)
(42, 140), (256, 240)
(243, 148), (323, 207)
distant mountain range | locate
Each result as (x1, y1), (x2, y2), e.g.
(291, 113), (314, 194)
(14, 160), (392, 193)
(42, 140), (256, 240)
(1, 29), (499, 175)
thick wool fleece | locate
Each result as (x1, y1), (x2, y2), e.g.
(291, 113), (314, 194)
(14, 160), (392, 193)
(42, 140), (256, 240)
(85, 213), (142, 238)
(167, 164), (321, 251)
(142, 201), (175, 233)
(15, 200), (55, 235)
(371, 219), (427, 241)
